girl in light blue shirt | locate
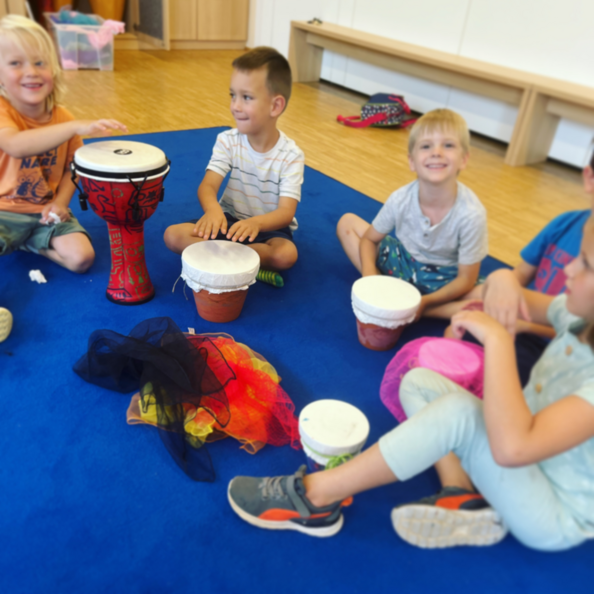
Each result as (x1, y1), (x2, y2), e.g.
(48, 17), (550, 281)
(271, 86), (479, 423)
(228, 218), (594, 551)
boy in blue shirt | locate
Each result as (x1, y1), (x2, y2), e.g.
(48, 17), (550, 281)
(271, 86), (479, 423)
(519, 209), (590, 295)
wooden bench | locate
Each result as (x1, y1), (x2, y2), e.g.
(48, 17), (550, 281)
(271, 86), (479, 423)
(506, 74), (594, 166)
(289, 21), (594, 167)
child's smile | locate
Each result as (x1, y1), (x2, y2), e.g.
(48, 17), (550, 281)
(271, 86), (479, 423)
(0, 42), (53, 117)
(229, 67), (276, 141)
(408, 130), (468, 186)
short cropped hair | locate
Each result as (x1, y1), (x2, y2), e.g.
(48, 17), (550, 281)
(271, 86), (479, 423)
(232, 47), (292, 105)
(0, 15), (64, 112)
(408, 109), (470, 155)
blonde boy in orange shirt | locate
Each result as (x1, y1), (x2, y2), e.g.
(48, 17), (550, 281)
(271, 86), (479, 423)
(0, 16), (126, 342)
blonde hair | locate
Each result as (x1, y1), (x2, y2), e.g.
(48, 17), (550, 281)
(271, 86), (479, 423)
(0, 15), (64, 113)
(408, 109), (470, 155)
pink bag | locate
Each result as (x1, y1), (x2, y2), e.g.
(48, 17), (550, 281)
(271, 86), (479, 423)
(337, 93), (417, 128)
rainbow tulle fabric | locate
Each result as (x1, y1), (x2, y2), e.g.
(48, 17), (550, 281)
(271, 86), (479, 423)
(74, 318), (299, 481)
(127, 333), (300, 454)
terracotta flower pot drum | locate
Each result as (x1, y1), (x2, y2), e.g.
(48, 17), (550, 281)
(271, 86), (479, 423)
(356, 319), (407, 351)
(180, 240), (260, 324)
(193, 288), (249, 323)
(351, 276), (421, 351)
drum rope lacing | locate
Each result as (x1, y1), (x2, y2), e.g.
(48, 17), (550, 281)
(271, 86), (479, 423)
(70, 159), (171, 218)
(126, 172), (149, 223)
(70, 163), (89, 211)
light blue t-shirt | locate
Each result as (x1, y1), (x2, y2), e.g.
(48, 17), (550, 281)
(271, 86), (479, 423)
(524, 294), (594, 537)
(371, 180), (488, 267)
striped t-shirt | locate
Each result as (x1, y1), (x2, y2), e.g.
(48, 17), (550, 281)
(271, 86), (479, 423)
(206, 129), (304, 231)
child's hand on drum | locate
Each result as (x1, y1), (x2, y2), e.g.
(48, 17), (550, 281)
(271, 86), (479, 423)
(193, 209), (227, 239)
(40, 203), (70, 224)
(76, 119), (128, 137)
(227, 218), (260, 243)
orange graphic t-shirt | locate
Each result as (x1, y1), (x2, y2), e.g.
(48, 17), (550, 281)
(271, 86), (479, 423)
(0, 97), (83, 214)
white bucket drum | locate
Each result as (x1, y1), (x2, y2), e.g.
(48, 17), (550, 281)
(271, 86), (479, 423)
(299, 399), (370, 472)
(351, 276), (421, 351)
(181, 240), (260, 323)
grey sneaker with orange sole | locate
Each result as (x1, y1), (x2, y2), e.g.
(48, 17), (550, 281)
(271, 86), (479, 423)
(228, 465), (352, 537)
(391, 487), (508, 548)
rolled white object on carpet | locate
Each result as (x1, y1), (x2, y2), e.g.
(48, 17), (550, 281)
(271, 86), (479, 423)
(44, 212), (61, 225)
(29, 270), (47, 284)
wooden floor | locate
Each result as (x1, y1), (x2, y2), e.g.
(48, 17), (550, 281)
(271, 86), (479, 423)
(63, 50), (591, 266)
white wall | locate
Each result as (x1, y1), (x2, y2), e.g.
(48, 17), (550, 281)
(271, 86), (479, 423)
(248, 0), (594, 168)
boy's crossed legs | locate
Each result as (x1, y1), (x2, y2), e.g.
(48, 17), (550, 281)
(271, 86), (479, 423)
(164, 216), (298, 271)
(336, 212), (459, 295)
(336, 213), (370, 273)
(0, 211), (94, 273)
(39, 232), (94, 273)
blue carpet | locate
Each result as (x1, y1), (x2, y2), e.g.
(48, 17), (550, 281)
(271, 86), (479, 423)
(1, 128), (590, 594)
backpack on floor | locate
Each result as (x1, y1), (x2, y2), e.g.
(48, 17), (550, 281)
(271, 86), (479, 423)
(337, 93), (416, 128)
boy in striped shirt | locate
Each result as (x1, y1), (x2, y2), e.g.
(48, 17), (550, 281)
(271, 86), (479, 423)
(164, 47), (304, 275)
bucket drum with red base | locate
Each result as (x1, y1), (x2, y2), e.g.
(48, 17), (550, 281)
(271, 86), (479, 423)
(72, 141), (170, 305)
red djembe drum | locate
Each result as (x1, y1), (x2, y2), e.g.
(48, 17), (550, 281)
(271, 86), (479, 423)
(72, 141), (170, 304)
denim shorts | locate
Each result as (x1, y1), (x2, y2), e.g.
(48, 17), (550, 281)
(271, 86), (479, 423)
(376, 235), (458, 295)
(189, 212), (293, 244)
(0, 210), (91, 256)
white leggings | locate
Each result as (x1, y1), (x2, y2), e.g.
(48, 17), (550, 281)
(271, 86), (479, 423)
(378, 368), (585, 551)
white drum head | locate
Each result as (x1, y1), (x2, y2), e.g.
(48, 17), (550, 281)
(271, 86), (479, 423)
(299, 399), (370, 457)
(73, 141), (169, 181)
(351, 276), (421, 328)
(181, 240), (260, 294)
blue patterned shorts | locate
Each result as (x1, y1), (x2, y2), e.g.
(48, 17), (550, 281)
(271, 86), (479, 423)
(376, 235), (458, 295)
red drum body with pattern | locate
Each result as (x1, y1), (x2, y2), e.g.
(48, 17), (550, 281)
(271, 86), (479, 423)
(72, 141), (170, 304)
